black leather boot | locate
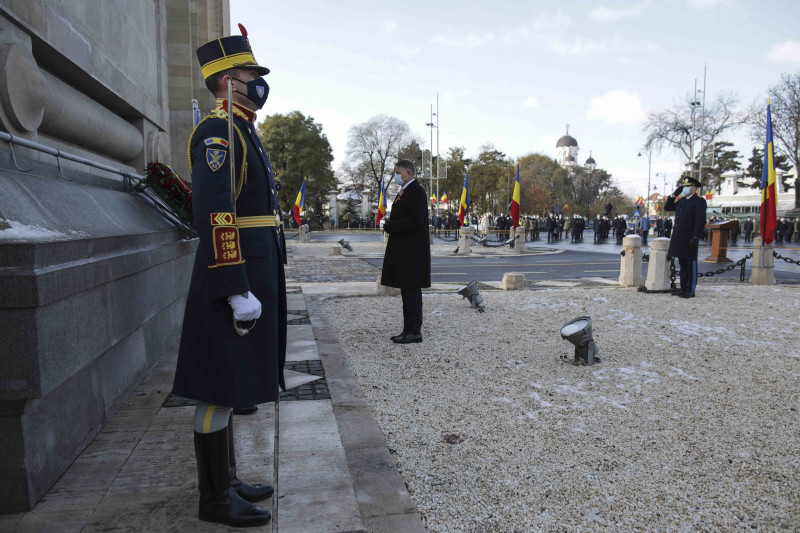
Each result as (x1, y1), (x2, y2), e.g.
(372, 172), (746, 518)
(194, 428), (271, 527)
(228, 415), (274, 503)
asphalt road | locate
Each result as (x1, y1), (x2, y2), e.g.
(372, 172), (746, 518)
(300, 229), (800, 284)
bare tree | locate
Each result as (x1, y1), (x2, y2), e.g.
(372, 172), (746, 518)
(342, 115), (420, 195)
(643, 92), (755, 181)
(750, 73), (800, 192)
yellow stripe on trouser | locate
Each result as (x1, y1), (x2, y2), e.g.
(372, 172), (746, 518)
(194, 404), (233, 434)
(203, 406), (216, 434)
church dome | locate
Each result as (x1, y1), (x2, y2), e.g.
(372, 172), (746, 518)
(556, 135), (578, 148)
(585, 156), (596, 165)
(566, 155), (576, 162)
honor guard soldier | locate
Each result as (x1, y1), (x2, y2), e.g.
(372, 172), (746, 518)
(664, 175), (707, 298)
(171, 24), (287, 528)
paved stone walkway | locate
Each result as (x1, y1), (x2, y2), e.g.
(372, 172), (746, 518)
(0, 282), (425, 532)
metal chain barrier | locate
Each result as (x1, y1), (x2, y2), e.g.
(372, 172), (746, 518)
(470, 234), (517, 248)
(642, 253), (650, 262)
(434, 230), (459, 242)
(284, 231), (300, 240)
(669, 257), (677, 289)
(773, 250), (800, 266)
(696, 253), (752, 281)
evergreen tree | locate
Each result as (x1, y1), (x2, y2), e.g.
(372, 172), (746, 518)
(745, 147), (792, 190)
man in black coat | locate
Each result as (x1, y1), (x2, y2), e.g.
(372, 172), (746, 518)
(664, 176), (707, 298)
(171, 28), (284, 528)
(381, 160), (431, 344)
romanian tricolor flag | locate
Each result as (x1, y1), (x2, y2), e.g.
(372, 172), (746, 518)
(431, 193), (437, 205)
(376, 178), (387, 228)
(441, 192), (448, 204)
(458, 174), (470, 226)
(293, 179), (306, 226)
(760, 100), (778, 244)
(510, 164), (521, 227)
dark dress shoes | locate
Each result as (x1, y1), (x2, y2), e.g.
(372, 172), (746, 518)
(390, 332), (407, 341)
(233, 406), (258, 415)
(393, 332), (422, 344)
(679, 293), (695, 298)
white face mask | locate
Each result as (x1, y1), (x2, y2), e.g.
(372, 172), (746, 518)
(682, 186), (691, 196)
(393, 172), (403, 186)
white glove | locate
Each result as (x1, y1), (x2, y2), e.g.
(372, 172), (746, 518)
(228, 291), (262, 321)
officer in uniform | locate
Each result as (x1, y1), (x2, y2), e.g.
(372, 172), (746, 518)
(664, 175), (707, 298)
(171, 25), (287, 528)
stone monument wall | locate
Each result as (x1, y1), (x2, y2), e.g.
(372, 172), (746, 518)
(0, 0), (228, 513)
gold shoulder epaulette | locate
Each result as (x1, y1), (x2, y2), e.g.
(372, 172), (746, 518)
(210, 108), (228, 120)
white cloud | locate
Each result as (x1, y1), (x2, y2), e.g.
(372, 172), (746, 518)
(393, 45), (421, 61)
(503, 10), (571, 43)
(686, 0), (731, 9)
(524, 97), (539, 108)
(430, 32), (494, 49)
(590, 2), (649, 22)
(767, 41), (800, 65)
(587, 90), (646, 126)
(385, 22), (397, 33)
(547, 34), (659, 57)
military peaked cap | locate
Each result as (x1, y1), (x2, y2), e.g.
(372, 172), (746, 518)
(196, 23), (269, 79)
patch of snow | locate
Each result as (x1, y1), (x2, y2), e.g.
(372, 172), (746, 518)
(0, 220), (85, 242)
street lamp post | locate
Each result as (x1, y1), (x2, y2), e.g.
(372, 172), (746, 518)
(638, 150), (652, 216)
(426, 104), (436, 209)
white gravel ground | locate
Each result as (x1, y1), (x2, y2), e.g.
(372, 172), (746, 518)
(324, 285), (800, 532)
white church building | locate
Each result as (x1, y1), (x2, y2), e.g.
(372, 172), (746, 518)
(707, 168), (798, 218)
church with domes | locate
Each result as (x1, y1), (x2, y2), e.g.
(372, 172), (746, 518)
(555, 124), (596, 170)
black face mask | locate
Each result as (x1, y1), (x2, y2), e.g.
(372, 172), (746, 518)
(232, 76), (269, 109)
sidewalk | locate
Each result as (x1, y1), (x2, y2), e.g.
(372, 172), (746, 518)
(0, 283), (425, 533)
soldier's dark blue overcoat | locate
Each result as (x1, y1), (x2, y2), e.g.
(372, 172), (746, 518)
(172, 101), (286, 408)
(381, 180), (431, 289)
(664, 193), (707, 259)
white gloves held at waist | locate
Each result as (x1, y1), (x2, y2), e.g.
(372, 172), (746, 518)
(228, 291), (262, 321)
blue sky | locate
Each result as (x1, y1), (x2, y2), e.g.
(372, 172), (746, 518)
(231, 0), (800, 197)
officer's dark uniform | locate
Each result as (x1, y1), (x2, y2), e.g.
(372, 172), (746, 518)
(664, 176), (707, 297)
(170, 28), (286, 528)
(172, 98), (287, 407)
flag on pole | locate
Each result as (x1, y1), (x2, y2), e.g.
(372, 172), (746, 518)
(458, 174), (470, 226)
(376, 178), (387, 228)
(441, 192), (448, 204)
(510, 164), (521, 227)
(760, 100), (778, 244)
(431, 193), (437, 205)
(293, 179), (306, 226)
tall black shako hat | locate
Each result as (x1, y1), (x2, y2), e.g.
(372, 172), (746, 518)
(196, 24), (269, 80)
(680, 175), (702, 188)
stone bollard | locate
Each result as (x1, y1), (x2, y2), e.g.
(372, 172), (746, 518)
(644, 237), (671, 291)
(619, 234), (643, 287)
(375, 275), (401, 296)
(515, 226), (526, 253)
(299, 224), (310, 243)
(501, 272), (525, 290)
(458, 226), (474, 255)
(383, 231), (389, 243)
(749, 237), (775, 285)
(329, 246), (342, 256)
(429, 225), (434, 244)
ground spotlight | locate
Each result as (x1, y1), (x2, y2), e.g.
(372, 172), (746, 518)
(560, 316), (600, 366)
(337, 238), (353, 252)
(457, 280), (485, 313)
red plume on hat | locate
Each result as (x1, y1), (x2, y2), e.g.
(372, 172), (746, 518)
(238, 23), (252, 50)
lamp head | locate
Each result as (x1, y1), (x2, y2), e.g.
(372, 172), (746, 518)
(560, 316), (600, 365)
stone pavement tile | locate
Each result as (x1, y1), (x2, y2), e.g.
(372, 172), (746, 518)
(344, 447), (418, 519)
(286, 338), (319, 361)
(0, 514), (22, 531)
(362, 512), (428, 533)
(279, 401), (345, 453)
(287, 324), (314, 341)
(279, 450), (353, 492)
(13, 508), (86, 533)
(286, 293), (306, 311)
(277, 486), (363, 533)
(284, 369), (322, 390)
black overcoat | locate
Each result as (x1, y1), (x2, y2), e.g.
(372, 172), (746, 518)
(381, 180), (431, 289)
(664, 193), (707, 259)
(172, 101), (287, 408)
